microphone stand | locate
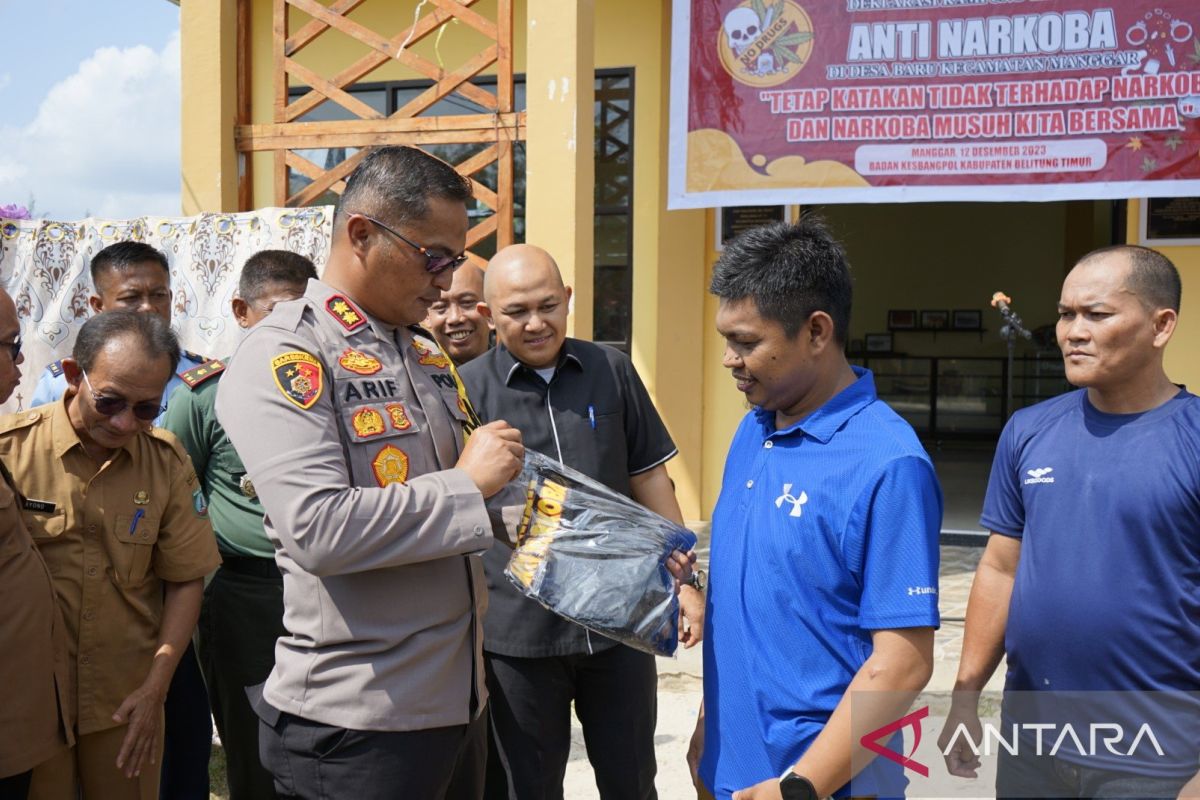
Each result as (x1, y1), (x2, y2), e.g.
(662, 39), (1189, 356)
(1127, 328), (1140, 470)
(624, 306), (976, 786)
(992, 293), (1032, 420)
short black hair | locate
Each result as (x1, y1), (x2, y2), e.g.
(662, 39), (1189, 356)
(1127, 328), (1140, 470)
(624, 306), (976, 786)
(335, 146), (472, 230)
(238, 250), (318, 302)
(73, 310), (180, 375)
(710, 215), (853, 341)
(90, 241), (170, 285)
(1077, 244), (1181, 312)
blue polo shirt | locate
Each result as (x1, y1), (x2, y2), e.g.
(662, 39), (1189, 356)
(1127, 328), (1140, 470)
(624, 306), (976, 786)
(700, 367), (941, 800)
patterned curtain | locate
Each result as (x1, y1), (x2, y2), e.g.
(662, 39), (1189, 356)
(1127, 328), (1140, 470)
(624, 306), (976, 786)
(0, 207), (333, 414)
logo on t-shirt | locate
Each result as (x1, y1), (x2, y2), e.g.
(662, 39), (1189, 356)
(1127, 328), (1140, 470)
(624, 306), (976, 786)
(1024, 467), (1055, 485)
(774, 483), (808, 517)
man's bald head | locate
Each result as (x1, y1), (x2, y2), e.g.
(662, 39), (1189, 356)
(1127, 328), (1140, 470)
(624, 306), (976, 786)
(424, 262), (492, 364)
(482, 245), (572, 369)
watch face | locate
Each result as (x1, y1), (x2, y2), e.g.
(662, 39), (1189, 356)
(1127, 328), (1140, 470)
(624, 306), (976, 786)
(780, 773), (818, 800)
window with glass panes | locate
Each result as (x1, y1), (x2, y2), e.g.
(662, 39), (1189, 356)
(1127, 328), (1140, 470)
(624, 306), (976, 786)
(288, 69), (635, 351)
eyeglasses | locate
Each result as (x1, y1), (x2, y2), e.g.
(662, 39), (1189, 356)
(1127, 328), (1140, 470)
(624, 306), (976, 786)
(358, 214), (468, 275)
(81, 371), (164, 421)
(0, 334), (20, 361)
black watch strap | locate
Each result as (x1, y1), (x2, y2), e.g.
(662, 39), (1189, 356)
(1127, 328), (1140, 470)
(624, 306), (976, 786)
(779, 772), (818, 800)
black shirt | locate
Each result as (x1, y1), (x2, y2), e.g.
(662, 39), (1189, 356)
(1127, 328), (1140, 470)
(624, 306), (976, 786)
(459, 338), (678, 657)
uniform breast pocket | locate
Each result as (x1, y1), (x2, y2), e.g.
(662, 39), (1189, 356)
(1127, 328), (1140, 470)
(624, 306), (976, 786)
(23, 508), (67, 542)
(110, 513), (161, 585)
(340, 401), (422, 443)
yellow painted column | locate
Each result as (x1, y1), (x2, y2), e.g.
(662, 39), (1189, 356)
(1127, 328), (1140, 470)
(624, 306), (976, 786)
(180, 0), (239, 214)
(525, 0), (595, 339)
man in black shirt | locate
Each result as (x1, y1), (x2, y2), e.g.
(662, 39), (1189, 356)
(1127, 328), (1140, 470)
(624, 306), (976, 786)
(459, 244), (701, 799)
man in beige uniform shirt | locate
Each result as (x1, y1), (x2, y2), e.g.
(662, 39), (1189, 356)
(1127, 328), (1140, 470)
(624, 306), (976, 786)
(216, 146), (524, 800)
(0, 287), (72, 800)
(0, 311), (220, 800)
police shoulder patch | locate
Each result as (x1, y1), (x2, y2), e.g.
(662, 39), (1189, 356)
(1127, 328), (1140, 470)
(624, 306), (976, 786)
(325, 294), (367, 332)
(47, 360), (64, 377)
(271, 351), (324, 409)
(180, 358), (226, 388)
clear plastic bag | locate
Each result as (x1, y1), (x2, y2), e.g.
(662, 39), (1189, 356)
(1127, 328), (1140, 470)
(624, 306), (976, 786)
(505, 450), (698, 657)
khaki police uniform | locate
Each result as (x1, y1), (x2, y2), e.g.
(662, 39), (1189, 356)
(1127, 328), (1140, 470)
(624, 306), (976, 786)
(0, 464), (72, 783)
(0, 397), (221, 800)
(215, 278), (509, 799)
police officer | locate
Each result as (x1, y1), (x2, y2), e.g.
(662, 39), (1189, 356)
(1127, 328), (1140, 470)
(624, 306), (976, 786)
(216, 146), (524, 800)
(0, 311), (220, 800)
(162, 250), (317, 800)
(0, 287), (71, 800)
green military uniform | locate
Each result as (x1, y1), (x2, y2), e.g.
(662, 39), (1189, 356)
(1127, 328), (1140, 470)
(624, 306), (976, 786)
(162, 358), (286, 800)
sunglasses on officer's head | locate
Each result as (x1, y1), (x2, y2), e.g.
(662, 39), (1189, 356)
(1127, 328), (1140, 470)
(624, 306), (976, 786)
(358, 214), (469, 275)
(81, 370), (164, 421)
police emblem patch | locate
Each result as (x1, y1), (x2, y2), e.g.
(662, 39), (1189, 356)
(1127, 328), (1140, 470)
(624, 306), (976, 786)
(326, 294), (367, 332)
(371, 445), (410, 486)
(385, 402), (412, 431)
(351, 407), (387, 438)
(411, 336), (451, 369)
(338, 348), (382, 375)
(271, 351), (324, 409)
(238, 475), (257, 499)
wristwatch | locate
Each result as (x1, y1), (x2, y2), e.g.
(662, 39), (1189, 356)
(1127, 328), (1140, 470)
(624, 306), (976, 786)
(688, 568), (706, 592)
(779, 771), (818, 800)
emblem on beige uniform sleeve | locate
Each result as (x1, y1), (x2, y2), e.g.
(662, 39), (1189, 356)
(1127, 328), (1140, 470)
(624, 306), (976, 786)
(271, 351), (324, 409)
(338, 348), (382, 376)
(371, 445), (410, 486)
(351, 407), (387, 438)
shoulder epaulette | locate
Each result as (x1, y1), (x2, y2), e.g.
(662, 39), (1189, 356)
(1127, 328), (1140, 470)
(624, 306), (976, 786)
(0, 408), (44, 434)
(325, 294), (368, 332)
(180, 358), (227, 388)
(47, 360), (64, 377)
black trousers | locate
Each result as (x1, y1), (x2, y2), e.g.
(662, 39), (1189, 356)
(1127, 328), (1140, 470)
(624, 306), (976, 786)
(197, 557), (287, 800)
(485, 644), (658, 800)
(0, 770), (31, 800)
(160, 640), (211, 800)
(253, 690), (488, 800)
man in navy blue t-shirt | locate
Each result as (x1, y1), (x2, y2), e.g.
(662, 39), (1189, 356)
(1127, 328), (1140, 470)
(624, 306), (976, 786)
(939, 245), (1200, 799)
(691, 218), (941, 800)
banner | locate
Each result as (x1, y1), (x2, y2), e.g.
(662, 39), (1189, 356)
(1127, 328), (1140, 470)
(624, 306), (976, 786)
(668, 0), (1200, 207)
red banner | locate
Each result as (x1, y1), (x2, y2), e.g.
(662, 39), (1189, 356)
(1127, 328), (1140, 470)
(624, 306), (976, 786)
(668, 0), (1200, 207)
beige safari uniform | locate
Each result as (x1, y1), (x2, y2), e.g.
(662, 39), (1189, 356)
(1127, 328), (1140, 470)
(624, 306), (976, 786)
(0, 463), (72, 779)
(216, 279), (505, 732)
(0, 399), (220, 738)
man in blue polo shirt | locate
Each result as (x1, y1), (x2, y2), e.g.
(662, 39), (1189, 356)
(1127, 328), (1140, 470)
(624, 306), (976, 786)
(690, 217), (941, 800)
(939, 245), (1200, 799)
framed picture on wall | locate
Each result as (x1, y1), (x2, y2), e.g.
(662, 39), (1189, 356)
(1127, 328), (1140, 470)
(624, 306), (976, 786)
(952, 309), (982, 330)
(921, 309), (949, 330)
(887, 309), (917, 330)
(865, 332), (893, 353)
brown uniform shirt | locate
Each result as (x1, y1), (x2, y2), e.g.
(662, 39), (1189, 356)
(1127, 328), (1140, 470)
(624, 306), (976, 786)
(0, 465), (72, 777)
(215, 278), (512, 732)
(0, 399), (221, 736)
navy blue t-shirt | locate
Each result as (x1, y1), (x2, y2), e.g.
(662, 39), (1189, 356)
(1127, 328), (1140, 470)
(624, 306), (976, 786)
(982, 388), (1200, 775)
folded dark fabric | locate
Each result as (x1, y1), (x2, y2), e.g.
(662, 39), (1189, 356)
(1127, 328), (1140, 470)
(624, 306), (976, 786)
(506, 450), (698, 657)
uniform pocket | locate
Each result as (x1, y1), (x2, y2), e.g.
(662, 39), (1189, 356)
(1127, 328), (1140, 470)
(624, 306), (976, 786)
(111, 513), (161, 584)
(340, 401), (421, 443)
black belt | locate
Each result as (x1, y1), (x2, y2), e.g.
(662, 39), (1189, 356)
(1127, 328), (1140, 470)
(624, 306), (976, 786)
(219, 553), (281, 580)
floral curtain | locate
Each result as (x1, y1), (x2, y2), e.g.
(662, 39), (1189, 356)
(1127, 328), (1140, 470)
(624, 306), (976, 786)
(0, 207), (333, 414)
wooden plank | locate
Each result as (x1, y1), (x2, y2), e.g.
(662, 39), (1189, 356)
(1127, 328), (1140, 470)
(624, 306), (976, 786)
(239, 125), (526, 151)
(496, 138), (514, 248)
(287, 149), (368, 207)
(496, 0), (513, 114)
(285, 0), (365, 56)
(465, 213), (499, 248)
(284, 150), (325, 181)
(239, 112), (523, 143)
(285, 0), (395, 60)
(395, 45), (499, 119)
(464, 251), (489, 270)
(273, 0), (288, 206)
(468, 178), (498, 211)
(284, 57), (384, 121)
(237, 0), (253, 211)
(455, 144), (499, 177)
(425, 0), (498, 40)
(285, 0), (483, 121)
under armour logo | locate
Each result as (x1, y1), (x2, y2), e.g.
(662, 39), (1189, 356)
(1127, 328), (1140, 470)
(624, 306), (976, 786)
(775, 484), (808, 517)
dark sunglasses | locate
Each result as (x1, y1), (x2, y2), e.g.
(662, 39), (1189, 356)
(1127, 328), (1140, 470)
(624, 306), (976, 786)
(0, 334), (20, 361)
(81, 371), (164, 422)
(358, 214), (468, 275)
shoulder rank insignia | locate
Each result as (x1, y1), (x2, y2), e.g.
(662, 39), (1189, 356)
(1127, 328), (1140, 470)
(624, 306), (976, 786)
(372, 444), (410, 486)
(385, 402), (412, 432)
(338, 348), (382, 376)
(351, 406), (387, 438)
(180, 358), (226, 388)
(271, 351), (324, 410)
(48, 360), (64, 377)
(411, 335), (451, 369)
(326, 294), (367, 332)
